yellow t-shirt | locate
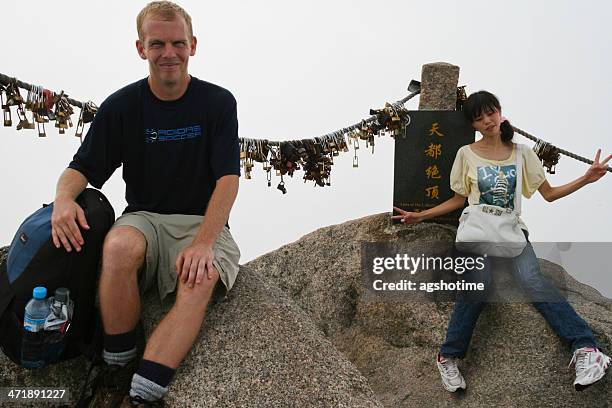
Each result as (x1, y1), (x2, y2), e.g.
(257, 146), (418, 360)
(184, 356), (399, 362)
(450, 143), (546, 230)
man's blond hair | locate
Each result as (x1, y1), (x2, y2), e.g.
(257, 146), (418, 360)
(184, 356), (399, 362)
(137, 1), (193, 41)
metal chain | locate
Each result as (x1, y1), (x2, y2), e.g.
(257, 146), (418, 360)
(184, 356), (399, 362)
(513, 125), (611, 173)
(0, 73), (84, 109)
(265, 90), (420, 147)
(1, 71), (419, 147)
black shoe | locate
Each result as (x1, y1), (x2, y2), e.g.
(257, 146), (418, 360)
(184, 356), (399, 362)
(119, 395), (165, 407)
(88, 361), (138, 408)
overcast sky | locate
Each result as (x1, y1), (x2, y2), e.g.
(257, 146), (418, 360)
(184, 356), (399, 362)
(1, 0), (610, 295)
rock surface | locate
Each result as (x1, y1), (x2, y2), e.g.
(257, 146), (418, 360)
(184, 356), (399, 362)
(2, 212), (611, 407)
(0, 247), (380, 407)
(141, 267), (381, 408)
(246, 213), (612, 408)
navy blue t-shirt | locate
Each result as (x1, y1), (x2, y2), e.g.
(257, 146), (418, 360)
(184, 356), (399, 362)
(69, 76), (240, 215)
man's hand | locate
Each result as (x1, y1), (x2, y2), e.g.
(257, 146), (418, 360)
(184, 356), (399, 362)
(175, 241), (216, 288)
(51, 197), (90, 252)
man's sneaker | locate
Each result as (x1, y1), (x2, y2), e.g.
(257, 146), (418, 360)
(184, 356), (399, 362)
(436, 354), (466, 392)
(119, 395), (165, 407)
(88, 361), (138, 408)
(569, 347), (611, 391)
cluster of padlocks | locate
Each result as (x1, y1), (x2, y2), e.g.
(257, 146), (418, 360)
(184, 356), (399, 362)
(1, 77), (97, 140)
(239, 102), (412, 193)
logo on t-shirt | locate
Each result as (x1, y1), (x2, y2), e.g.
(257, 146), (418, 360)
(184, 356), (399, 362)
(477, 164), (516, 209)
(145, 125), (202, 143)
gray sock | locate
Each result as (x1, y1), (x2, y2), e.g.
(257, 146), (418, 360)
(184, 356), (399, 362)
(102, 347), (138, 367)
(129, 373), (169, 402)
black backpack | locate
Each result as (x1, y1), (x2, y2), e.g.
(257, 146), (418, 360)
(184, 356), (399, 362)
(0, 188), (115, 367)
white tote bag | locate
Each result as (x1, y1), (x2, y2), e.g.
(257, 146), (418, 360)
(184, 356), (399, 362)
(455, 144), (527, 258)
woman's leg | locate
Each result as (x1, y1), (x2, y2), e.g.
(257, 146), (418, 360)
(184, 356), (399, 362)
(510, 242), (598, 352)
(439, 253), (492, 358)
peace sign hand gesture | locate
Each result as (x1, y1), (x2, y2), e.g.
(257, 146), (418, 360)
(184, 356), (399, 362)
(584, 149), (612, 184)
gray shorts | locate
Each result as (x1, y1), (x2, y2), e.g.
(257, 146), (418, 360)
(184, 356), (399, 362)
(111, 211), (240, 302)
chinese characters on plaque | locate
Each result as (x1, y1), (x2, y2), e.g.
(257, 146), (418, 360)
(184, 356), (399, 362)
(393, 111), (474, 226)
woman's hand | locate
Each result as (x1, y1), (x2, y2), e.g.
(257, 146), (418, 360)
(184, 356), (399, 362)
(584, 149), (612, 184)
(392, 207), (425, 224)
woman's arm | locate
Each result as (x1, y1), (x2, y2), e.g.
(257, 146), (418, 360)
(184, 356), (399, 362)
(392, 193), (467, 224)
(538, 149), (611, 202)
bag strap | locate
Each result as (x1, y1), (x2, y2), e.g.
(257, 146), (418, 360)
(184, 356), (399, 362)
(514, 143), (523, 214)
(73, 311), (104, 408)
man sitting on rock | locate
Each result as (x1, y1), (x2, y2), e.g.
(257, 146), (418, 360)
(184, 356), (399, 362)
(50, 1), (241, 406)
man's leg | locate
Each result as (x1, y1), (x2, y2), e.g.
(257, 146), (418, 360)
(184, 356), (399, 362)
(144, 266), (219, 367)
(99, 226), (146, 366)
(127, 266), (220, 402)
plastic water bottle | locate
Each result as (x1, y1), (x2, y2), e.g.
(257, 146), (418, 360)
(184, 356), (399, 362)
(24, 287), (49, 332)
(21, 286), (50, 368)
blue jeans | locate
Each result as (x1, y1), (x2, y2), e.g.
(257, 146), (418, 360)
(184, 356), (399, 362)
(440, 233), (598, 358)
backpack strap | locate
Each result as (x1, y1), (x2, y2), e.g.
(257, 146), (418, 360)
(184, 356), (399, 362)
(0, 255), (13, 318)
(514, 143), (523, 214)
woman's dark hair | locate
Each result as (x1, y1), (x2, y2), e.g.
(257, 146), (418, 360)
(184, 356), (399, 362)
(462, 90), (514, 142)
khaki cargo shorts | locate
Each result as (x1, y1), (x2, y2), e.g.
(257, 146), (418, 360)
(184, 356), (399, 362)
(111, 211), (240, 302)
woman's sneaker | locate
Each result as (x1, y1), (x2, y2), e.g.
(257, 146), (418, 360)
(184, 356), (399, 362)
(436, 354), (466, 392)
(569, 347), (611, 390)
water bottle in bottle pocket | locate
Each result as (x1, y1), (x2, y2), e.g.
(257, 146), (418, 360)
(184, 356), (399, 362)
(21, 286), (50, 369)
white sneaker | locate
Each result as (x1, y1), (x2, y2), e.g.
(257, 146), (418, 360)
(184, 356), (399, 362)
(569, 347), (611, 391)
(436, 354), (466, 392)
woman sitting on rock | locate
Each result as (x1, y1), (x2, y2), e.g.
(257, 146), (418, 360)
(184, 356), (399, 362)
(392, 90), (611, 392)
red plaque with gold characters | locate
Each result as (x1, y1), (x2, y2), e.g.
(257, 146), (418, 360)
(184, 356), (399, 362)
(393, 111), (474, 226)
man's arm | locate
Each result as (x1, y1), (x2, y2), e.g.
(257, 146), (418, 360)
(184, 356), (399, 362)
(176, 175), (239, 287)
(51, 168), (90, 252)
(194, 175), (239, 246)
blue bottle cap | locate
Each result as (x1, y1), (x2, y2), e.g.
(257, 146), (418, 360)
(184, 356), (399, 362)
(33, 286), (47, 299)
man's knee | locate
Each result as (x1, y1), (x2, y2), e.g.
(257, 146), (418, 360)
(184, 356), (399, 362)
(102, 226), (147, 274)
(175, 266), (220, 309)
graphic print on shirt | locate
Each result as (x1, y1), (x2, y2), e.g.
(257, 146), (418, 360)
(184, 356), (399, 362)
(477, 164), (517, 209)
(145, 125), (202, 143)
